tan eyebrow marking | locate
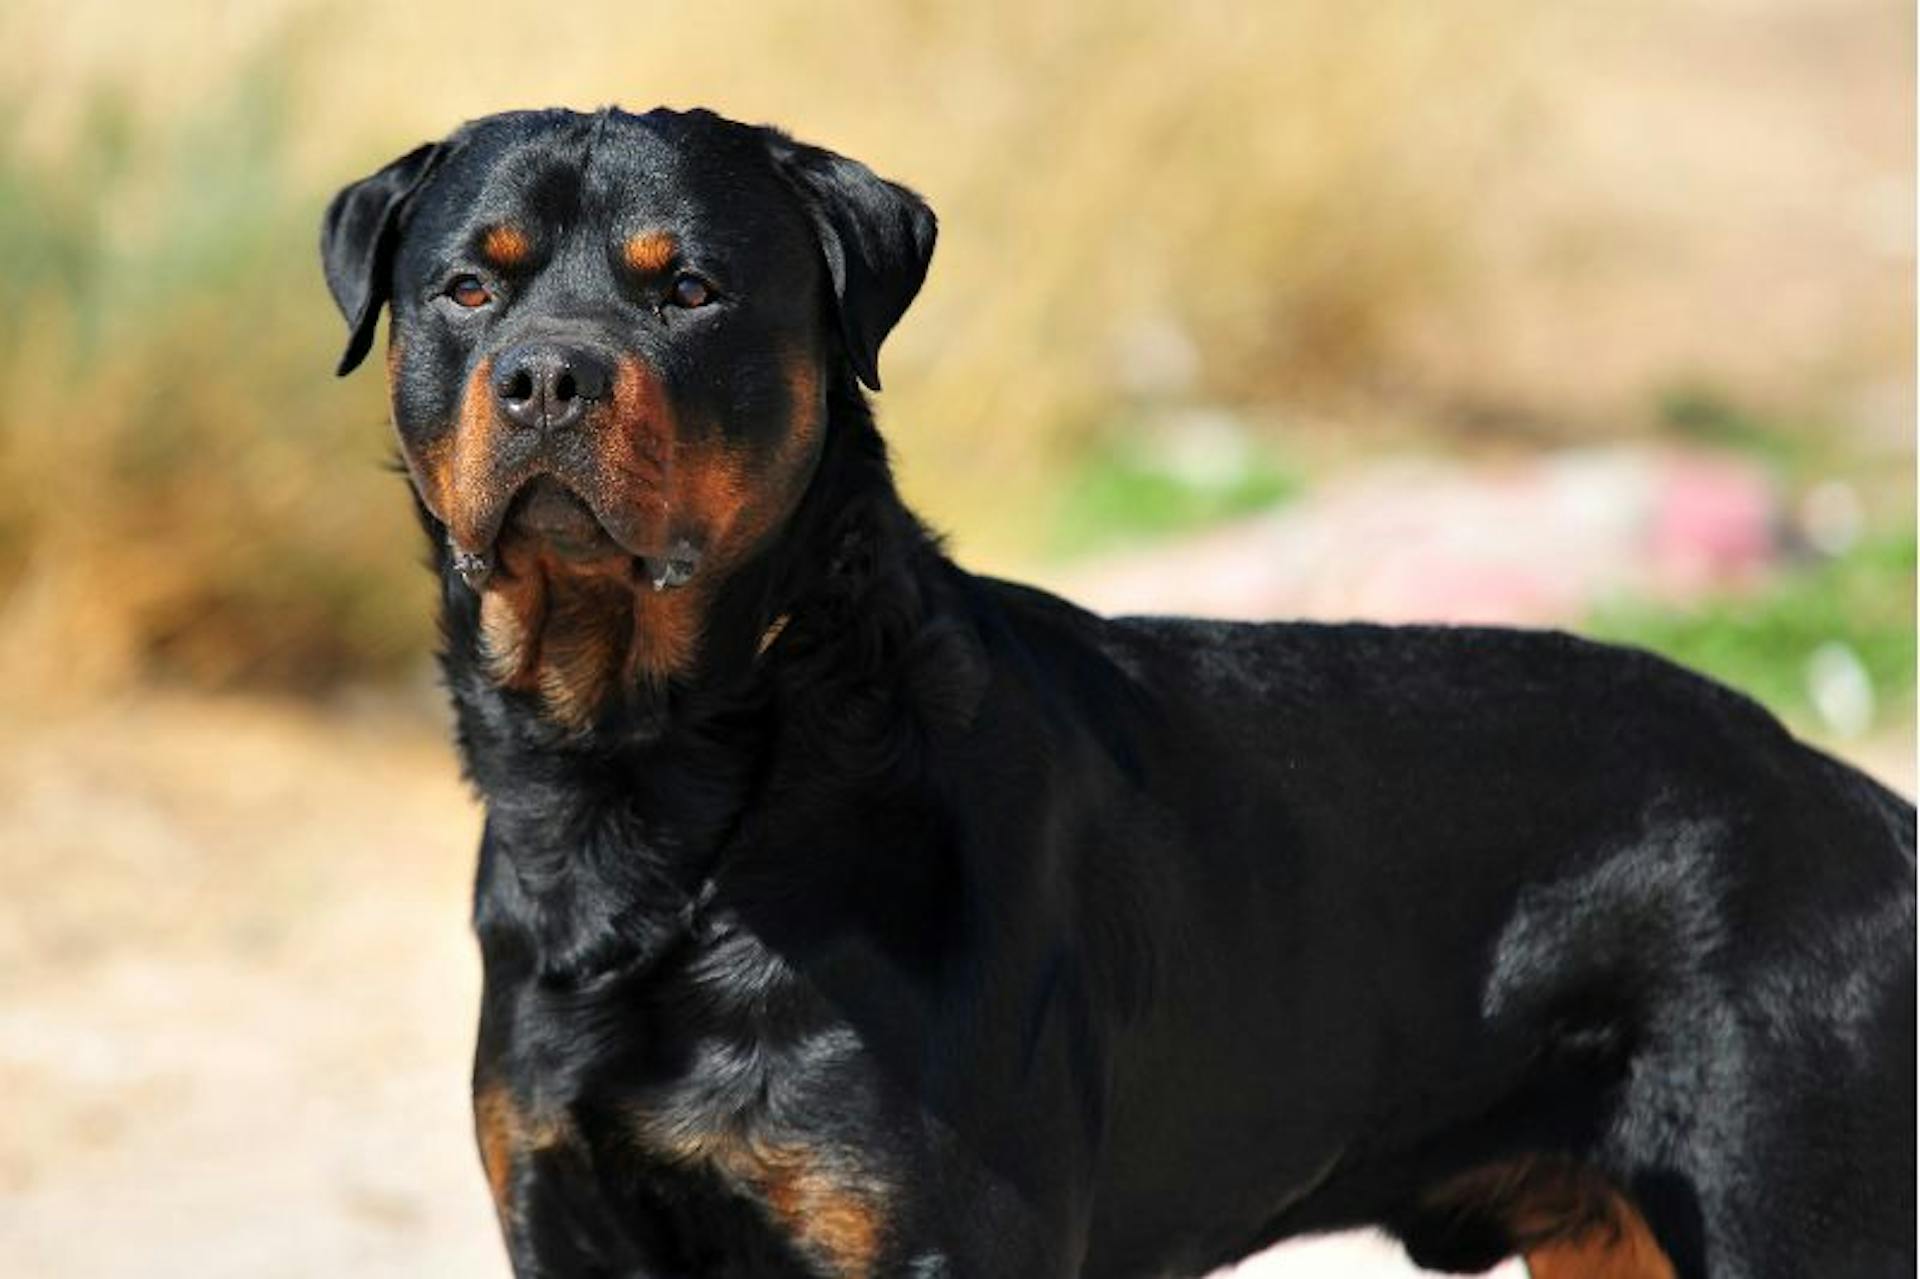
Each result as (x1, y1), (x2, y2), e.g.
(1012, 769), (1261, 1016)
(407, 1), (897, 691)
(480, 224), (531, 268)
(621, 231), (678, 274)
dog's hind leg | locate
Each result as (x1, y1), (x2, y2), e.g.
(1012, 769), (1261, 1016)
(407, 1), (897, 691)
(1588, 935), (1915, 1277)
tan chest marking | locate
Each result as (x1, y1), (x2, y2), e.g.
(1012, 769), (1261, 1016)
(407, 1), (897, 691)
(636, 1119), (890, 1277)
(473, 1084), (574, 1227)
(477, 540), (707, 728)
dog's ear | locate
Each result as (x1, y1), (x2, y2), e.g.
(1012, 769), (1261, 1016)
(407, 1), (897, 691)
(764, 131), (936, 391)
(320, 141), (441, 377)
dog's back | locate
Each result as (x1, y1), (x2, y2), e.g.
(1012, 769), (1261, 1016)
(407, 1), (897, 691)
(982, 590), (1916, 1276)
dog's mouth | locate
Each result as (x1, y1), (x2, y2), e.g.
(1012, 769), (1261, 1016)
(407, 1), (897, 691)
(449, 475), (702, 594)
(508, 476), (618, 559)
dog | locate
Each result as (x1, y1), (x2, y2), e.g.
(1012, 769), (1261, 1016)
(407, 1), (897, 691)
(321, 107), (1914, 1278)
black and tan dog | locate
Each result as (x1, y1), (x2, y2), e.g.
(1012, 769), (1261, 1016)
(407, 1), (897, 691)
(321, 107), (1914, 1278)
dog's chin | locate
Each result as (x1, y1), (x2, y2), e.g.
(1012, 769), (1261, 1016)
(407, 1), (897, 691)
(456, 475), (704, 593)
(507, 477), (625, 563)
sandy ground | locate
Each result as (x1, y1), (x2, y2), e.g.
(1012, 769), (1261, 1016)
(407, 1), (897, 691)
(0, 694), (498, 1277)
(0, 691), (1434, 1278)
(0, 682), (1908, 1278)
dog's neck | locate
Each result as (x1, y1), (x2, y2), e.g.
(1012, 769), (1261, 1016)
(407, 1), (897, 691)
(437, 382), (975, 979)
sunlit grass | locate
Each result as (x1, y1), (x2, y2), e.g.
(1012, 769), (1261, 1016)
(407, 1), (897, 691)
(1047, 418), (1301, 557)
(1588, 532), (1917, 734)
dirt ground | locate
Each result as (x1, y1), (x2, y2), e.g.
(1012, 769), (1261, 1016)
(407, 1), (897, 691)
(0, 685), (1908, 1278)
(0, 693), (498, 1277)
(0, 690), (1409, 1278)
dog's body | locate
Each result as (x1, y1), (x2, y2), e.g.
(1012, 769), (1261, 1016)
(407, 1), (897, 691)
(323, 108), (1914, 1278)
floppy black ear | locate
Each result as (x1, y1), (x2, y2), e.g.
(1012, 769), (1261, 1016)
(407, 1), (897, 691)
(320, 141), (441, 377)
(765, 132), (937, 391)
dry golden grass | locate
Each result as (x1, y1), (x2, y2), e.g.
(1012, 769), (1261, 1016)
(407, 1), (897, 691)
(0, 0), (1908, 693)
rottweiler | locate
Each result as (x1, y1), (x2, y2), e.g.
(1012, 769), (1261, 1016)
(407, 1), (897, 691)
(321, 107), (1915, 1278)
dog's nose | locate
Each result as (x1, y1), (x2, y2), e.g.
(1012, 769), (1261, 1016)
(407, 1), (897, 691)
(494, 345), (611, 432)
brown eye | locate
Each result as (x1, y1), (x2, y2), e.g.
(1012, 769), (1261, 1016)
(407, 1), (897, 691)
(448, 275), (492, 308)
(669, 274), (714, 309)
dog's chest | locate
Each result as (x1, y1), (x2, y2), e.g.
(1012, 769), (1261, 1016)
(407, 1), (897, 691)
(490, 914), (911, 1276)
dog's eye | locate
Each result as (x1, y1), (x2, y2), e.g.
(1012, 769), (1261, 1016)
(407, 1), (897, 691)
(668, 274), (714, 309)
(448, 275), (492, 309)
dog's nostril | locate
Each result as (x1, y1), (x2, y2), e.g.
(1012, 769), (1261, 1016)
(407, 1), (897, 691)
(495, 346), (608, 427)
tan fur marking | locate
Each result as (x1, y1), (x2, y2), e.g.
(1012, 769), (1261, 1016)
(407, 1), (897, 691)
(625, 581), (708, 687)
(419, 431), (456, 524)
(453, 346), (831, 721)
(474, 1084), (517, 1224)
(430, 356), (512, 551)
(533, 568), (633, 725)
(1425, 1157), (1676, 1279)
(621, 231), (678, 274)
(754, 1143), (884, 1279)
(387, 343), (464, 532)
(602, 347), (825, 687)
(766, 343), (826, 525)
(632, 1118), (887, 1277)
(479, 582), (541, 685)
(782, 348), (824, 449)
(651, 345), (822, 574)
(483, 535), (639, 727)
(1525, 1192), (1676, 1279)
(481, 223), (532, 268)
(600, 355), (676, 538)
(602, 356), (706, 688)
(477, 537), (693, 723)
(473, 1084), (575, 1228)
(675, 441), (755, 546)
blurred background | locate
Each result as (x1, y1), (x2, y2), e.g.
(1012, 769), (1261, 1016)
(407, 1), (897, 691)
(0, 1), (1910, 1275)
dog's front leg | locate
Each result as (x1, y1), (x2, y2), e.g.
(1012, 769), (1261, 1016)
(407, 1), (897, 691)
(474, 1083), (668, 1278)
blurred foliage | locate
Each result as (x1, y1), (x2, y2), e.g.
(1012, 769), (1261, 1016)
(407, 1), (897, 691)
(1048, 421), (1300, 557)
(0, 3), (1534, 694)
(1656, 383), (1826, 474)
(0, 71), (427, 691)
(0, 0), (1909, 697)
(1588, 532), (1917, 733)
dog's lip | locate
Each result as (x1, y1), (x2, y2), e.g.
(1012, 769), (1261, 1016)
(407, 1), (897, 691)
(507, 476), (616, 555)
(448, 473), (704, 591)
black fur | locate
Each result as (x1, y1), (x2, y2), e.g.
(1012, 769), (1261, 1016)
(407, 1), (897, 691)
(764, 130), (938, 391)
(324, 107), (1916, 1278)
(321, 140), (441, 376)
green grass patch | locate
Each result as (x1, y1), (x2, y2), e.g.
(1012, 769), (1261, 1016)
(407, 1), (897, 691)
(1652, 382), (1868, 483)
(1587, 532), (1916, 732)
(1047, 425), (1301, 557)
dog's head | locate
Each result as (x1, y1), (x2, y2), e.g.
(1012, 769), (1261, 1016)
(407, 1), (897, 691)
(321, 108), (934, 722)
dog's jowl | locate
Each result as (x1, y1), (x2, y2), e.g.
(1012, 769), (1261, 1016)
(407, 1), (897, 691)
(323, 107), (1915, 1278)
